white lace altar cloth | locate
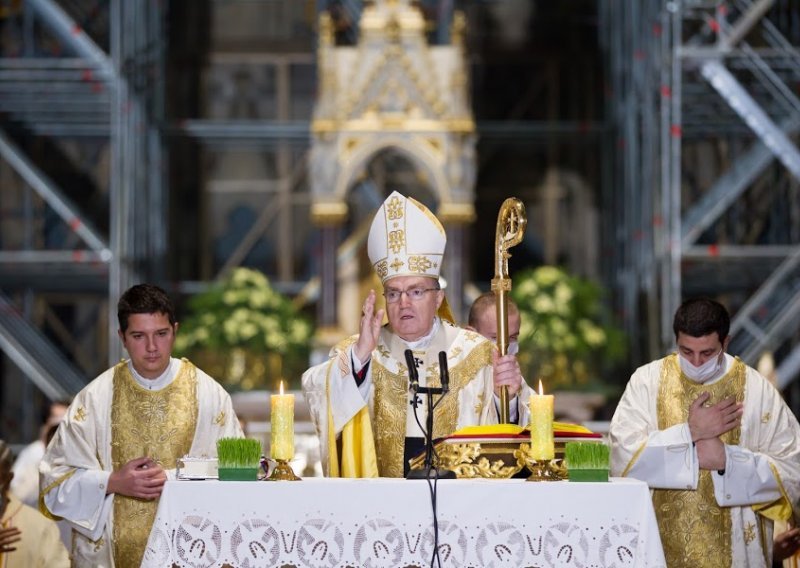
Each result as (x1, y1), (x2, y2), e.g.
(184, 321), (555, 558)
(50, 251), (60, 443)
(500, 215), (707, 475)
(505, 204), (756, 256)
(143, 477), (665, 568)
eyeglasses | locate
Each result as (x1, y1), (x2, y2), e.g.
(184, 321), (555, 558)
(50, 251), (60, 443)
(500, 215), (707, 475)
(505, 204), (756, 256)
(383, 287), (440, 303)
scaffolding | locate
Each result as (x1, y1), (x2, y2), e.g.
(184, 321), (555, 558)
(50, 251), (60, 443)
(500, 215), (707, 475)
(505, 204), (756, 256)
(0, 0), (165, 437)
(4, 0), (799, 438)
(604, 0), (800, 397)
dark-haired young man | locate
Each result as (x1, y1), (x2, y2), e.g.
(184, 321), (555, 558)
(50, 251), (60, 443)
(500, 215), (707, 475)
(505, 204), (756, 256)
(40, 284), (243, 568)
(610, 297), (800, 567)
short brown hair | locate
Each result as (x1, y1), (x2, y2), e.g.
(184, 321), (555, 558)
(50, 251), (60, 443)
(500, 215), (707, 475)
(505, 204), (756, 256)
(673, 297), (730, 342)
(117, 284), (176, 332)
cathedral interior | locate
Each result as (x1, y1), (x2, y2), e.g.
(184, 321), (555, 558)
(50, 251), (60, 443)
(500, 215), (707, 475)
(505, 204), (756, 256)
(2, 0), (800, 443)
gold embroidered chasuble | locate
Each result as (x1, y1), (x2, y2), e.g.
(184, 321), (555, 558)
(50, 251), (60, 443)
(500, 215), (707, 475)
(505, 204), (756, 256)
(652, 354), (745, 568)
(110, 361), (198, 568)
(302, 319), (509, 479)
(372, 327), (494, 478)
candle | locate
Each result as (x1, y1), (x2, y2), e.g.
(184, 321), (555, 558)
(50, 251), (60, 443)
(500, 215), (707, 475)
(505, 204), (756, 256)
(270, 381), (295, 460)
(528, 380), (554, 460)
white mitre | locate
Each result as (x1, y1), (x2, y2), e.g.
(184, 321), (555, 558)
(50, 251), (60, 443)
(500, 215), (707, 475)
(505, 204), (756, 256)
(367, 191), (446, 284)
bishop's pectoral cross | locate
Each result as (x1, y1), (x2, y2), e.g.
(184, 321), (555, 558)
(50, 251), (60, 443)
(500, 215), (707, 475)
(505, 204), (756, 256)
(409, 355), (424, 408)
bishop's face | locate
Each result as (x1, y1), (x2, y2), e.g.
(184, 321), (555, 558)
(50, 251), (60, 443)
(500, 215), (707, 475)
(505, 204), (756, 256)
(384, 275), (444, 342)
(119, 312), (178, 379)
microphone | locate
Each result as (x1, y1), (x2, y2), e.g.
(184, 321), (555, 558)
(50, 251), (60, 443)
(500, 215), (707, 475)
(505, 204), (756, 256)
(438, 351), (449, 393)
(405, 349), (419, 392)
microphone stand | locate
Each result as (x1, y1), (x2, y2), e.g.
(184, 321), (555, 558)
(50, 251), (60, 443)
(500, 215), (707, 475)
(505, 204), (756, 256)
(406, 351), (456, 480)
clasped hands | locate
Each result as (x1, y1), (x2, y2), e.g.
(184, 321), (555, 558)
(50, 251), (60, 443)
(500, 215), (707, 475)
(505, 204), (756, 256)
(688, 392), (743, 471)
(107, 456), (166, 500)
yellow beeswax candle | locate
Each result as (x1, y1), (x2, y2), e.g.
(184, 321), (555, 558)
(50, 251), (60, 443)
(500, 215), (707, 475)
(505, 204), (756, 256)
(528, 380), (554, 460)
(270, 381), (295, 460)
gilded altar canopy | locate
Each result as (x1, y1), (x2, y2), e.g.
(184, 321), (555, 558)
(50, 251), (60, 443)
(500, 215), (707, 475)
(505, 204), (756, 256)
(367, 191), (446, 284)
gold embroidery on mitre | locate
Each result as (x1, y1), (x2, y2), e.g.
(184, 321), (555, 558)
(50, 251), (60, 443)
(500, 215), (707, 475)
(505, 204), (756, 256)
(73, 406), (87, 422)
(652, 354), (745, 568)
(110, 360), (198, 568)
(390, 258), (405, 272)
(387, 195), (404, 220)
(388, 230), (405, 253)
(761, 412), (771, 424)
(408, 255), (433, 273)
(376, 260), (388, 280)
(214, 411), (226, 426)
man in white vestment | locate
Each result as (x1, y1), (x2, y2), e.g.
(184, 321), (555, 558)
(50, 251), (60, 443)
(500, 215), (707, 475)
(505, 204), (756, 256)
(302, 191), (532, 478)
(40, 284), (243, 568)
(610, 297), (800, 567)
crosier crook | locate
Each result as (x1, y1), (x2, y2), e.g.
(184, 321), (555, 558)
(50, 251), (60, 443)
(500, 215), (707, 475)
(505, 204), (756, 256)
(491, 197), (527, 423)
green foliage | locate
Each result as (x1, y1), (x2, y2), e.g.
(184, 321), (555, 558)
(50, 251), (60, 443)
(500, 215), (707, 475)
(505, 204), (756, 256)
(511, 266), (626, 392)
(216, 437), (262, 469)
(174, 268), (313, 390)
(564, 441), (610, 470)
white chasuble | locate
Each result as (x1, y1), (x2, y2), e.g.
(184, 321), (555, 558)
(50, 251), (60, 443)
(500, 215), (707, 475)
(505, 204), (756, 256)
(110, 363), (197, 568)
(40, 358), (243, 567)
(611, 354), (800, 567)
(303, 320), (533, 478)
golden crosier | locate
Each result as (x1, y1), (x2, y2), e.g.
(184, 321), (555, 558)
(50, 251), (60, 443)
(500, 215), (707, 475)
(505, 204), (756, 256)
(490, 198), (527, 423)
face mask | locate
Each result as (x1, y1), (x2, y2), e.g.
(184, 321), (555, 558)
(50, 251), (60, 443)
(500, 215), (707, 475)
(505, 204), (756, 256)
(507, 341), (519, 356)
(680, 350), (723, 383)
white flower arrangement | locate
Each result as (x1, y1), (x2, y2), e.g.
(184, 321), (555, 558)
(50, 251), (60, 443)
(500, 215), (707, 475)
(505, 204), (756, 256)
(175, 268), (312, 390)
(511, 266), (625, 392)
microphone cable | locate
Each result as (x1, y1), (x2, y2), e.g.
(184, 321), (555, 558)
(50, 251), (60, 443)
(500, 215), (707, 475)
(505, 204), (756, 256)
(408, 353), (451, 568)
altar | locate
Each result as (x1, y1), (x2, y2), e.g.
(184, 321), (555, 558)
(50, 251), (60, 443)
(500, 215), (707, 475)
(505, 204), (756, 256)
(142, 477), (665, 568)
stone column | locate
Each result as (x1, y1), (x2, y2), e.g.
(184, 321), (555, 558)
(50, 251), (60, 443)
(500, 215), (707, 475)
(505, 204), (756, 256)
(439, 202), (476, 324)
(311, 202), (348, 330)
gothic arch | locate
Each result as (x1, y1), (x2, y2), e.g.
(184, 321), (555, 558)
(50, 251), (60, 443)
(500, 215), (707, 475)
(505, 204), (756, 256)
(334, 136), (450, 205)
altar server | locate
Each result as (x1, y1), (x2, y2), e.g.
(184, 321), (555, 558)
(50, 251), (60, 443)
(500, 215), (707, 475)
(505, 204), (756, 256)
(303, 191), (532, 477)
(610, 297), (800, 567)
(40, 284), (243, 568)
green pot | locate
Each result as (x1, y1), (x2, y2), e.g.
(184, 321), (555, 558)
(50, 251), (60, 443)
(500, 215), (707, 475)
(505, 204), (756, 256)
(568, 468), (609, 482)
(217, 467), (259, 481)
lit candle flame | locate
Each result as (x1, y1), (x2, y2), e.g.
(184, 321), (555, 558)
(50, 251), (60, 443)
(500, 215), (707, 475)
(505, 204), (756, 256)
(279, 380), (284, 395)
(538, 379), (544, 396)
